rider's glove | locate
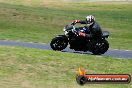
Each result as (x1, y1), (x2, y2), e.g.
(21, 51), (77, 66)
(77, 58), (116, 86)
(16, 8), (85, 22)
(71, 20), (80, 25)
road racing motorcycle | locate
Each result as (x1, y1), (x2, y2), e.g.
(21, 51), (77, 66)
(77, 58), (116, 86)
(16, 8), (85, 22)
(50, 24), (109, 55)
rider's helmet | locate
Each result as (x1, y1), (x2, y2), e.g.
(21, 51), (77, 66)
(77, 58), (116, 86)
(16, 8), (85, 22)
(86, 15), (95, 25)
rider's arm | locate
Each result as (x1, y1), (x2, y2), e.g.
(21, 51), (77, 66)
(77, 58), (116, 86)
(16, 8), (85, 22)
(80, 21), (87, 24)
(71, 20), (87, 25)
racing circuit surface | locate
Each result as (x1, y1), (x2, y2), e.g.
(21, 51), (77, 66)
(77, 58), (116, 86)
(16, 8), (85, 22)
(0, 40), (132, 59)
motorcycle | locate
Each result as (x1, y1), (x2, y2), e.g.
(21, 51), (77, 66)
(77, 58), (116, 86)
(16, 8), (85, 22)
(50, 24), (109, 55)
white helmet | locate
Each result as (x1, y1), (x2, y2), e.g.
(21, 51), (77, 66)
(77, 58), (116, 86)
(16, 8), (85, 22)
(86, 15), (95, 24)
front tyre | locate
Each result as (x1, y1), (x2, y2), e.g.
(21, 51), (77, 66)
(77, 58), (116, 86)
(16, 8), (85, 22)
(92, 40), (109, 55)
(50, 36), (68, 51)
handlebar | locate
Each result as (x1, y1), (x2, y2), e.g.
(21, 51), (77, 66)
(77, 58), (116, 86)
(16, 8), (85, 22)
(63, 24), (79, 36)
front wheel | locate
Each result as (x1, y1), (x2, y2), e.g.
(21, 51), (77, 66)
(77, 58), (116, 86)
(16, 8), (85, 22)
(92, 40), (109, 55)
(50, 36), (68, 51)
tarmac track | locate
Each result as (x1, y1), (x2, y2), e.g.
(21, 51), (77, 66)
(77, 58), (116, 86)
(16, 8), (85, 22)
(0, 40), (132, 59)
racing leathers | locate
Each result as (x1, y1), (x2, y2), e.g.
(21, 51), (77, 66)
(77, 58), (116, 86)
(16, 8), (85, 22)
(72, 20), (103, 39)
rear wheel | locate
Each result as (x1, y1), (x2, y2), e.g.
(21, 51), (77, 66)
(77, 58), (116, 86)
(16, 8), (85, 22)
(50, 36), (68, 51)
(92, 40), (109, 55)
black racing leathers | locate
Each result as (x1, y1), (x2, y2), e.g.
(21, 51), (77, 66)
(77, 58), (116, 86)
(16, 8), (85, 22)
(74, 20), (103, 39)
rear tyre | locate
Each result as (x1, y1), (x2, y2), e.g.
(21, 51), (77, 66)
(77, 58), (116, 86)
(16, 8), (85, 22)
(50, 36), (68, 51)
(92, 40), (109, 55)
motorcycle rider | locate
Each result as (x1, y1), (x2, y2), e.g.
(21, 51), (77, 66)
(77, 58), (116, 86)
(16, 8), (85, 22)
(71, 15), (102, 39)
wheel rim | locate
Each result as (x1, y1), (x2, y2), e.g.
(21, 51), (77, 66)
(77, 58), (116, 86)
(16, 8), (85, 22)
(93, 41), (108, 54)
(52, 39), (67, 50)
(96, 42), (106, 51)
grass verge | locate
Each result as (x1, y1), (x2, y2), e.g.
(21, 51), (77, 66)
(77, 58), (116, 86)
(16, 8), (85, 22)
(0, 46), (132, 88)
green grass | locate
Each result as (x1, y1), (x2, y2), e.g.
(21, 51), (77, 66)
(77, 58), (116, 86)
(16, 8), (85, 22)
(0, 1), (131, 88)
(0, 1), (131, 50)
(0, 46), (131, 88)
